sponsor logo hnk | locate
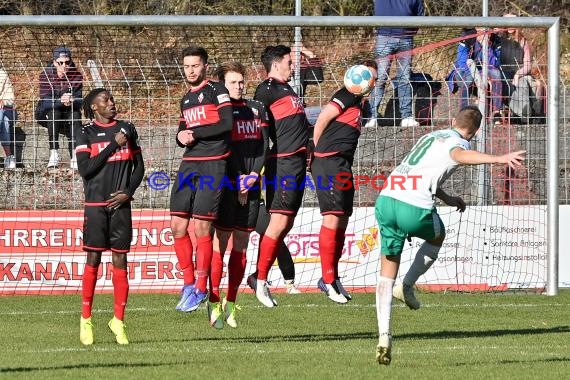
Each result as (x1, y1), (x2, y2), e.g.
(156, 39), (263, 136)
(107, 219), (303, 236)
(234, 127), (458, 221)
(183, 106), (207, 127)
(92, 142), (132, 162)
(234, 119), (261, 139)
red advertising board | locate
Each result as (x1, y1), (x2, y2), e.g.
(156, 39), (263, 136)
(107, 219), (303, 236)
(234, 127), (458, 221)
(0, 210), (183, 294)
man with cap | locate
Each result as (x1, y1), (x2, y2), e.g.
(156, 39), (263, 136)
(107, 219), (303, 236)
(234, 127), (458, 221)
(37, 45), (83, 169)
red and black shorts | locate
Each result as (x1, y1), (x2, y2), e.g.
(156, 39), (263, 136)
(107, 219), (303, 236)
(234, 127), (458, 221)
(265, 152), (307, 216)
(82, 204), (132, 253)
(170, 159), (226, 221)
(214, 185), (261, 232)
(311, 154), (355, 217)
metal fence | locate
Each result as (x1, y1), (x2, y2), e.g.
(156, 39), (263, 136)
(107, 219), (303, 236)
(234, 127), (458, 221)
(0, 16), (563, 209)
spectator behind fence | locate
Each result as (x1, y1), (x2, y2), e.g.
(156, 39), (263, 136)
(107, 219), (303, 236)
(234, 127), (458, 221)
(446, 28), (503, 122)
(499, 14), (546, 119)
(367, 0), (424, 128)
(290, 42), (323, 106)
(36, 46), (83, 169)
(0, 67), (16, 170)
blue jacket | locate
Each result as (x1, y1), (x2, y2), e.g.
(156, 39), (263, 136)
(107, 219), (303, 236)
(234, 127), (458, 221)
(446, 30), (501, 92)
(374, 0), (424, 36)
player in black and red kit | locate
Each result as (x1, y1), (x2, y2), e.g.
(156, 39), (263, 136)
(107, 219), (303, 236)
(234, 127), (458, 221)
(207, 62), (269, 328)
(170, 46), (233, 313)
(77, 88), (144, 346)
(250, 45), (311, 308)
(311, 60), (378, 304)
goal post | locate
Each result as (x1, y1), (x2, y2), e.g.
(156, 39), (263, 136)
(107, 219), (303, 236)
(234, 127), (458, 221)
(0, 15), (560, 296)
(546, 18), (560, 296)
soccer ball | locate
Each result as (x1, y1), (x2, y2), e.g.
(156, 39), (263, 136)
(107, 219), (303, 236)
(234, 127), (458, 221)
(343, 65), (375, 96)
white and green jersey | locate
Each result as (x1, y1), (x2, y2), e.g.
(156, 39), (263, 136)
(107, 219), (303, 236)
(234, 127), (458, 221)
(381, 129), (470, 209)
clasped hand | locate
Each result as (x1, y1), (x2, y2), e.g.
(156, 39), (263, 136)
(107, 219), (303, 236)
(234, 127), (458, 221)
(177, 130), (195, 146)
(106, 191), (129, 209)
(237, 173), (259, 206)
(61, 93), (72, 107)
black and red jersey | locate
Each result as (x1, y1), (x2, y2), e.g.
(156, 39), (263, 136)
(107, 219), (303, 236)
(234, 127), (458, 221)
(228, 98), (269, 176)
(314, 87), (363, 157)
(75, 120), (142, 204)
(254, 77), (309, 157)
(177, 80), (233, 160)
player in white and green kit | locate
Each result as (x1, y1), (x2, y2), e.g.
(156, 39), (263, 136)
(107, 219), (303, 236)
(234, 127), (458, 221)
(374, 106), (526, 365)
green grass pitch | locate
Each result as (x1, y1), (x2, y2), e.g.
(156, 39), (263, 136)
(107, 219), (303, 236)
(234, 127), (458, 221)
(1, 290), (569, 379)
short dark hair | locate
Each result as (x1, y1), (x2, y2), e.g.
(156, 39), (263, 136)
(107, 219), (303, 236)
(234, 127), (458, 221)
(456, 105), (483, 131)
(182, 46), (208, 64)
(260, 45), (291, 73)
(214, 61), (246, 83)
(359, 59), (378, 72)
(53, 45), (72, 60)
(83, 88), (108, 120)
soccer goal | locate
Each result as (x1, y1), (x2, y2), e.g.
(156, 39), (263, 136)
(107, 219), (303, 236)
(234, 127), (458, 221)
(0, 15), (560, 296)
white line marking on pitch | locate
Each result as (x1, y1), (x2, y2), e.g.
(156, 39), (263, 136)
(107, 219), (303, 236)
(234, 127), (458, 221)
(0, 302), (566, 316)
(21, 343), (568, 356)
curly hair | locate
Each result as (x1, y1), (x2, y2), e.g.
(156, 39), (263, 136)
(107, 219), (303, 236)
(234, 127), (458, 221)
(82, 88), (108, 120)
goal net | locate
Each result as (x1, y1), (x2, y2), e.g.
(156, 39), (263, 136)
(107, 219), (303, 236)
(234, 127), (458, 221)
(0, 18), (551, 295)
